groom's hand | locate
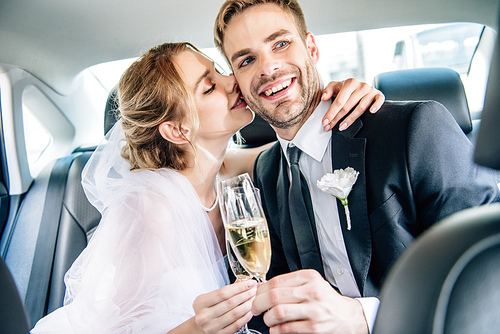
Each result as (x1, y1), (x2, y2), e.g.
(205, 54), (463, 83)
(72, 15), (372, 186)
(252, 269), (369, 334)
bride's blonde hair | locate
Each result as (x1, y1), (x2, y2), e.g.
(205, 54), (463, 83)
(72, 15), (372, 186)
(118, 42), (200, 171)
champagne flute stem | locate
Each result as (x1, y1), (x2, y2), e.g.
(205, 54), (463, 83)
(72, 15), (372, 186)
(235, 324), (252, 334)
(234, 278), (260, 334)
(254, 276), (266, 283)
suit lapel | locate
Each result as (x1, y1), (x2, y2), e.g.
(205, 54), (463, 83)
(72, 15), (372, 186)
(331, 119), (372, 295)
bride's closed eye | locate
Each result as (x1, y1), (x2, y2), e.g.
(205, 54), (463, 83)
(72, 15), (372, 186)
(203, 84), (215, 95)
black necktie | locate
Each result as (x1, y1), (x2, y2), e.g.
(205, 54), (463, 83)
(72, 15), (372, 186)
(287, 145), (322, 272)
(287, 145), (309, 224)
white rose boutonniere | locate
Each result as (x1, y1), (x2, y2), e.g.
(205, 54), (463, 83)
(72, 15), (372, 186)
(317, 167), (359, 230)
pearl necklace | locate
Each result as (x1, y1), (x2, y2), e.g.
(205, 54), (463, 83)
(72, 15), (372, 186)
(201, 194), (219, 212)
(201, 176), (219, 212)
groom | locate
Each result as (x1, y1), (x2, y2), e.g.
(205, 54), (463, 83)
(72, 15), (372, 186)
(215, 0), (500, 333)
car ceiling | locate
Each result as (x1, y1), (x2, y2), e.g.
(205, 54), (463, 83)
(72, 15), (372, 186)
(0, 0), (499, 94)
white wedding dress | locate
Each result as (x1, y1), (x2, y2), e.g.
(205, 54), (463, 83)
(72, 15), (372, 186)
(31, 121), (229, 333)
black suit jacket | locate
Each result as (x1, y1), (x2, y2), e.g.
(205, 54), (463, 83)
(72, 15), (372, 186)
(253, 100), (500, 297)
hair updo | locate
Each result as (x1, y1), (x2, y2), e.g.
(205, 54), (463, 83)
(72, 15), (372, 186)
(117, 42), (200, 171)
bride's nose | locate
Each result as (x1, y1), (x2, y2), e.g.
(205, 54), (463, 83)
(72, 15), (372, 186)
(223, 74), (238, 94)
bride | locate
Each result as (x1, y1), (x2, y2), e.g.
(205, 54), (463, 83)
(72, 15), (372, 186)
(30, 42), (384, 333)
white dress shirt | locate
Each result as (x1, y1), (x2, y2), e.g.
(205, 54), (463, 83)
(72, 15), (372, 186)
(276, 100), (379, 332)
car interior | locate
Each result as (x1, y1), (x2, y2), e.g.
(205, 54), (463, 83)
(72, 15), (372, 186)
(1, 0), (499, 333)
(373, 19), (500, 332)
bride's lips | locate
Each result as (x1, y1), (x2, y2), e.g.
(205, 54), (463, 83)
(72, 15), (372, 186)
(259, 77), (295, 99)
(231, 93), (247, 109)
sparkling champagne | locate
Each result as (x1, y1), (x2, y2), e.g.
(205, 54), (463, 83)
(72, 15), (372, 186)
(227, 217), (271, 279)
(227, 239), (251, 280)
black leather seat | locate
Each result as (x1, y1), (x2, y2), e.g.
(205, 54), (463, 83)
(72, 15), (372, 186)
(0, 257), (31, 334)
(373, 67), (473, 135)
(237, 114), (276, 147)
(372, 203), (500, 334)
(44, 151), (101, 314)
(21, 151), (101, 326)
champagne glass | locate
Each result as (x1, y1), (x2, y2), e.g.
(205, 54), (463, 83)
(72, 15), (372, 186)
(218, 173), (271, 334)
(218, 173), (271, 283)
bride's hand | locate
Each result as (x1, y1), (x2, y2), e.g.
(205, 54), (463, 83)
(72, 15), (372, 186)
(321, 78), (385, 131)
(193, 280), (257, 334)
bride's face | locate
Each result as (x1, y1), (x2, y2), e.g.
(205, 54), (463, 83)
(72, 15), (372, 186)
(174, 50), (254, 141)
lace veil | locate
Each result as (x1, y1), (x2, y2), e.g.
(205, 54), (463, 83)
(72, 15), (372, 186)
(31, 120), (229, 333)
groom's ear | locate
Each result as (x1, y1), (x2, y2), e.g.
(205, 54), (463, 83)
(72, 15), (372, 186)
(158, 121), (190, 144)
(306, 32), (320, 65)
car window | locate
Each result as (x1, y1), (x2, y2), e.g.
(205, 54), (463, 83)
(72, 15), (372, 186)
(21, 85), (76, 178)
(88, 58), (137, 92)
(314, 23), (486, 113)
(23, 107), (52, 168)
(408, 24), (482, 71)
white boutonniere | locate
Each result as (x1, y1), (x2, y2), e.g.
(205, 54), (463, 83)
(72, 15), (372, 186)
(317, 167), (359, 230)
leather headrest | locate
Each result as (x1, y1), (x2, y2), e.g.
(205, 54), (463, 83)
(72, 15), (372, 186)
(374, 67), (472, 134)
(237, 114), (276, 147)
(104, 86), (120, 135)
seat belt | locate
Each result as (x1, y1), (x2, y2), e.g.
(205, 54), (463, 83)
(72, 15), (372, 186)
(25, 153), (80, 326)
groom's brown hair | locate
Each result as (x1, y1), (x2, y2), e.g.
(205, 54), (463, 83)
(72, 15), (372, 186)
(214, 0), (308, 62)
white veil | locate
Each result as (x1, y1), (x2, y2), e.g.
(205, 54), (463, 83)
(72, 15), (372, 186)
(31, 121), (229, 333)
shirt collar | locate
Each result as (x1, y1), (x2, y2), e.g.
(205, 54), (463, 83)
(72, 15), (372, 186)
(278, 99), (332, 164)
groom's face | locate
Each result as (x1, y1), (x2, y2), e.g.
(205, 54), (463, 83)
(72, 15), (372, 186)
(222, 3), (320, 133)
